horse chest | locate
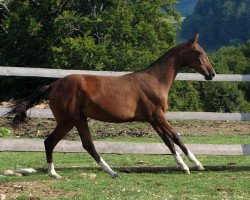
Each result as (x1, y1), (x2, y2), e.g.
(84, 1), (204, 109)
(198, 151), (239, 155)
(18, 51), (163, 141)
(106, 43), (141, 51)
(142, 90), (168, 114)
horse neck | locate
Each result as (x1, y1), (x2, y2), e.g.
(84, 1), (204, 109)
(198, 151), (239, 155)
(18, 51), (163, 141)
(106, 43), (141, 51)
(142, 50), (182, 92)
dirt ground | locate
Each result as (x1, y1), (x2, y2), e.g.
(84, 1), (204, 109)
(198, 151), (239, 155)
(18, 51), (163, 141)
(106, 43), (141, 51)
(0, 116), (249, 141)
(0, 180), (76, 199)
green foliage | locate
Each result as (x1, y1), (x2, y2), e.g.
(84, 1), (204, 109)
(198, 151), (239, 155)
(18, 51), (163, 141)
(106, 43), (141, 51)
(209, 42), (250, 103)
(174, 0), (198, 17)
(169, 81), (202, 111)
(209, 41), (250, 74)
(0, 0), (56, 66)
(180, 0), (250, 50)
(0, 127), (11, 137)
(199, 82), (250, 113)
(0, 0), (180, 70)
(50, 0), (180, 71)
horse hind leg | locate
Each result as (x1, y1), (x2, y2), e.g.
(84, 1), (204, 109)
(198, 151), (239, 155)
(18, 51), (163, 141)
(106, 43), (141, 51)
(75, 118), (118, 178)
(44, 121), (74, 179)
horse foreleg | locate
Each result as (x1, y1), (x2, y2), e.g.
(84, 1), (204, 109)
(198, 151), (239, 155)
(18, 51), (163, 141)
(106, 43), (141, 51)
(172, 133), (205, 170)
(186, 150), (205, 170)
(158, 116), (205, 171)
(75, 118), (118, 178)
(161, 132), (190, 174)
(151, 114), (190, 174)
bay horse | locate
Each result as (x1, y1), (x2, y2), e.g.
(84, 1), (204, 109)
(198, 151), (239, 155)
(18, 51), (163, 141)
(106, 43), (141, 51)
(7, 34), (215, 179)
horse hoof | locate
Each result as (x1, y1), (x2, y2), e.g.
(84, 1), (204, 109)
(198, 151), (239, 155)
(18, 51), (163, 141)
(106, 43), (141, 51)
(111, 172), (119, 178)
(197, 165), (205, 171)
(49, 174), (62, 179)
(183, 169), (191, 174)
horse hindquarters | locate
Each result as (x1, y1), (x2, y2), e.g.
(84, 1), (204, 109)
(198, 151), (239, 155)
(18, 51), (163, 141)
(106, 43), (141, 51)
(44, 77), (79, 178)
(45, 76), (118, 178)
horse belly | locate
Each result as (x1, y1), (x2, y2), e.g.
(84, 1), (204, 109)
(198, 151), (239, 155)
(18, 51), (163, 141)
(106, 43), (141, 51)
(83, 94), (138, 122)
(78, 75), (141, 122)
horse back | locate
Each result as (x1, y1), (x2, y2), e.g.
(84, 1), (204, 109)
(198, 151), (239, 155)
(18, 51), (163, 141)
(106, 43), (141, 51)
(49, 74), (145, 122)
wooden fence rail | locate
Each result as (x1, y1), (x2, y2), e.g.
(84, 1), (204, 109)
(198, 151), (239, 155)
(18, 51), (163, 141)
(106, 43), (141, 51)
(1, 139), (250, 155)
(1, 108), (250, 121)
(1, 66), (250, 81)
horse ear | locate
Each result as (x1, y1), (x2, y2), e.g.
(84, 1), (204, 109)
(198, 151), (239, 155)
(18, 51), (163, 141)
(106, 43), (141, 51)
(188, 33), (199, 44)
(193, 33), (199, 42)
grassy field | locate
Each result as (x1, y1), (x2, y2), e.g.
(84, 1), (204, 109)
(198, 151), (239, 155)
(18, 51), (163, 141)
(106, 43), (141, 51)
(99, 134), (250, 144)
(0, 119), (249, 199)
(0, 152), (250, 200)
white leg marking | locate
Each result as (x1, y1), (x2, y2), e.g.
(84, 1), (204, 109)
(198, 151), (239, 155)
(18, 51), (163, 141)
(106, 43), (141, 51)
(174, 151), (190, 174)
(187, 150), (205, 170)
(99, 157), (118, 178)
(48, 163), (62, 179)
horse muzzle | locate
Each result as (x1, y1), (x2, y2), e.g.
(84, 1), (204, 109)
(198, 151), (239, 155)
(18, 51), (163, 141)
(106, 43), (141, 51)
(204, 68), (216, 81)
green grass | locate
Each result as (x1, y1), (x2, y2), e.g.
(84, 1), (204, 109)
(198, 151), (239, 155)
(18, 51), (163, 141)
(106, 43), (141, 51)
(0, 152), (250, 199)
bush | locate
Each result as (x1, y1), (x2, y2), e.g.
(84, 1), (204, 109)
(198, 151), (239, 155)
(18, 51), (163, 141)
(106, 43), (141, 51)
(0, 127), (12, 137)
(169, 81), (203, 111)
(199, 82), (249, 113)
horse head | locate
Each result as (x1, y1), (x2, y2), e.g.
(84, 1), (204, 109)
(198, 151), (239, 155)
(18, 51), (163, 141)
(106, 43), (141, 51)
(183, 33), (216, 80)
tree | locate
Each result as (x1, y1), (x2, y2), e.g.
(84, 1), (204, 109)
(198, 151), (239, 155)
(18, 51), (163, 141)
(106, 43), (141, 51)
(0, 0), (180, 100)
(209, 41), (250, 102)
(174, 0), (198, 17)
(196, 41), (250, 113)
(169, 81), (202, 111)
(199, 82), (249, 113)
(180, 0), (250, 50)
(51, 0), (180, 71)
(0, 0), (180, 71)
(0, 0), (57, 67)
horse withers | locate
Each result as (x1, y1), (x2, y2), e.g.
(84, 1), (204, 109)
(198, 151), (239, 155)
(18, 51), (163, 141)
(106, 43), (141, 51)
(7, 34), (215, 179)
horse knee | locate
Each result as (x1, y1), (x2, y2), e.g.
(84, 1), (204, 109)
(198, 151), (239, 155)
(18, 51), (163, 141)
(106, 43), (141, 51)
(172, 133), (181, 144)
(44, 136), (53, 150)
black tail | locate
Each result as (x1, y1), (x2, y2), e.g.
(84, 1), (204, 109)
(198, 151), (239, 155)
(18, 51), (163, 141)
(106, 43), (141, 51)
(5, 85), (51, 128)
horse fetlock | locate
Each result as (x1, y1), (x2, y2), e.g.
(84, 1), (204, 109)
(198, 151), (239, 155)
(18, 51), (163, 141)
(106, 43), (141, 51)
(47, 163), (62, 179)
(99, 157), (118, 178)
(187, 150), (204, 171)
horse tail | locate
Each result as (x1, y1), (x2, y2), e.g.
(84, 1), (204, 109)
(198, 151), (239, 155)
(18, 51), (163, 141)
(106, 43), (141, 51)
(5, 84), (51, 128)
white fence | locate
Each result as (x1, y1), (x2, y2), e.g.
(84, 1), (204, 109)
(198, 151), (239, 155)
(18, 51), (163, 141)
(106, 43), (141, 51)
(0, 108), (250, 121)
(0, 66), (250, 121)
(1, 66), (250, 81)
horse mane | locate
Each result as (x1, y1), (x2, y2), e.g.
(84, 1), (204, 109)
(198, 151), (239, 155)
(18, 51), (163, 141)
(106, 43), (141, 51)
(135, 42), (186, 73)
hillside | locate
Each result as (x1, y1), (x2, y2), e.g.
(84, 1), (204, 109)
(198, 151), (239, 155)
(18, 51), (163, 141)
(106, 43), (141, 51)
(180, 0), (250, 50)
(174, 0), (198, 17)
